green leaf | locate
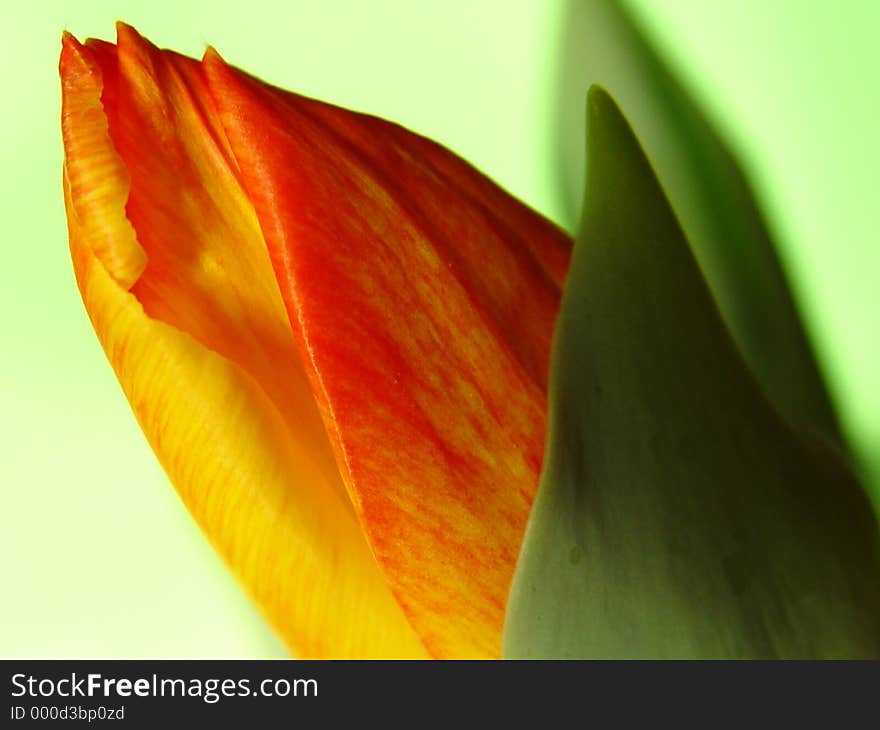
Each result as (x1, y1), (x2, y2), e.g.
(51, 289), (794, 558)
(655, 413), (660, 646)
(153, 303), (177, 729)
(503, 87), (880, 659)
(554, 0), (842, 447)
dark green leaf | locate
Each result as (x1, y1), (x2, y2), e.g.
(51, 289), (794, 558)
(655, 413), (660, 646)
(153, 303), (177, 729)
(504, 88), (880, 658)
(554, 0), (841, 446)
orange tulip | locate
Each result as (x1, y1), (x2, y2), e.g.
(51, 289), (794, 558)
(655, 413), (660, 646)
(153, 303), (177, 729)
(60, 23), (570, 658)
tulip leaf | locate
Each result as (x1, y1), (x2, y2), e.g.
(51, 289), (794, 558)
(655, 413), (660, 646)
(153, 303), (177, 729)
(554, 0), (842, 447)
(503, 87), (880, 659)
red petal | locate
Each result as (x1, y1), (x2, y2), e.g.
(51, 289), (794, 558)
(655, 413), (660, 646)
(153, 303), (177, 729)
(204, 51), (571, 657)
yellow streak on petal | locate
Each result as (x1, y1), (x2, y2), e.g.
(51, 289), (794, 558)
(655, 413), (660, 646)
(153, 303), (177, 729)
(61, 32), (146, 288)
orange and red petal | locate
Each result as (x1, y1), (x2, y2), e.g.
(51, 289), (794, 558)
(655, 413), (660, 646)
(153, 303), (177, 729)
(204, 51), (571, 657)
(61, 28), (426, 658)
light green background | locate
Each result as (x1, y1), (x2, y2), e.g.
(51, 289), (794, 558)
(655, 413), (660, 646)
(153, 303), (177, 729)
(0, 0), (877, 657)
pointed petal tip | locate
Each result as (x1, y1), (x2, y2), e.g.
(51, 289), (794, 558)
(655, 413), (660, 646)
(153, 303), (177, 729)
(61, 30), (79, 49)
(60, 30), (87, 67)
(59, 29), (99, 84)
(202, 44), (236, 88)
(202, 45), (223, 64)
(114, 20), (156, 57)
(114, 20), (137, 40)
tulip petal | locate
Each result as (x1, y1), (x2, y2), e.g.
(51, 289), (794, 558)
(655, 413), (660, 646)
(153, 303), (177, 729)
(504, 88), (880, 658)
(61, 29), (427, 658)
(204, 51), (571, 657)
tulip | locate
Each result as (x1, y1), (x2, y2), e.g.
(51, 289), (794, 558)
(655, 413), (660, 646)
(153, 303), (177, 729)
(60, 23), (571, 658)
(62, 19), (880, 660)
